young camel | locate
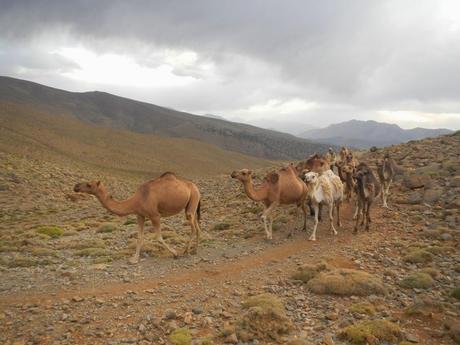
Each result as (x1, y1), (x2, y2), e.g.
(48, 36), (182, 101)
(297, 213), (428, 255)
(301, 170), (343, 241)
(353, 163), (381, 233)
(73, 172), (201, 264)
(341, 164), (356, 202)
(231, 166), (308, 240)
(376, 153), (397, 208)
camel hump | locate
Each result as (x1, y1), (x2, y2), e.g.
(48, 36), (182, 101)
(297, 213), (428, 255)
(266, 171), (279, 184)
(159, 171), (176, 178)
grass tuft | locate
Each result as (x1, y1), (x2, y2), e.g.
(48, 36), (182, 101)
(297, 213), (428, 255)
(36, 226), (64, 238)
(338, 320), (402, 344)
(403, 248), (433, 264)
(399, 272), (434, 289)
(307, 269), (386, 296)
(169, 328), (192, 345)
(237, 293), (292, 342)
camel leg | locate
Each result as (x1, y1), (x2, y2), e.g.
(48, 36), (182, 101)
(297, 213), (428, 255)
(365, 201), (372, 231)
(184, 213), (197, 255)
(352, 199), (360, 220)
(288, 207), (299, 238)
(329, 202), (338, 235)
(381, 182), (388, 208)
(301, 202), (308, 232)
(353, 201), (362, 234)
(150, 216), (178, 258)
(308, 203), (319, 241)
(129, 215), (145, 264)
(261, 202), (277, 240)
(361, 202), (366, 226)
(336, 201), (342, 227)
(193, 217), (201, 251)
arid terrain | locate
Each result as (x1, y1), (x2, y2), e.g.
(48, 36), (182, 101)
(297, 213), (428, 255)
(0, 131), (459, 345)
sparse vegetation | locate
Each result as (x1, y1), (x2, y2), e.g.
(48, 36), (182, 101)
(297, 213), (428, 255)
(169, 328), (193, 345)
(96, 223), (117, 233)
(36, 226), (64, 238)
(290, 262), (329, 283)
(339, 320), (402, 344)
(213, 222), (231, 231)
(307, 269), (386, 296)
(399, 272), (434, 289)
(451, 287), (460, 300)
(349, 302), (376, 315)
(403, 248), (433, 264)
(237, 294), (292, 342)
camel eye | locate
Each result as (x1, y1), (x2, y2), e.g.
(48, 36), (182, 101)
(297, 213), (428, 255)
(86, 183), (91, 188)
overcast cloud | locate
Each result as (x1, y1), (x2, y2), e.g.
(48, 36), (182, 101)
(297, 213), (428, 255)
(1, 0), (459, 133)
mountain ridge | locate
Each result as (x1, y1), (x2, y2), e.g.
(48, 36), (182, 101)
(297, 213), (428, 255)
(0, 76), (331, 160)
(299, 119), (452, 148)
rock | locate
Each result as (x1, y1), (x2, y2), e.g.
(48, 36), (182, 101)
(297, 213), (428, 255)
(192, 306), (203, 315)
(223, 333), (238, 344)
(451, 176), (460, 187)
(72, 296), (84, 302)
(405, 333), (419, 343)
(403, 175), (431, 190)
(423, 189), (443, 204)
(323, 334), (335, 345)
(163, 309), (177, 320)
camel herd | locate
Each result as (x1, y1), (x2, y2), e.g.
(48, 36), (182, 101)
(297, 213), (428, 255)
(74, 147), (397, 264)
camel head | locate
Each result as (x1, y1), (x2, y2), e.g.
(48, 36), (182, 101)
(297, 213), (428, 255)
(342, 164), (354, 174)
(354, 163), (371, 181)
(74, 180), (104, 195)
(301, 171), (319, 184)
(230, 169), (252, 182)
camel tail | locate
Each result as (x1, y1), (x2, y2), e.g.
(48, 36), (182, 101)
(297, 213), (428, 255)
(197, 200), (201, 222)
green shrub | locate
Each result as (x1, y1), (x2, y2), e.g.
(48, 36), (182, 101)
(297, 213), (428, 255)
(399, 272), (434, 289)
(339, 320), (402, 344)
(169, 328), (192, 345)
(36, 226), (64, 238)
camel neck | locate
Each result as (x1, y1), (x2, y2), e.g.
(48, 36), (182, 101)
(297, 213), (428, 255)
(242, 179), (267, 202)
(95, 190), (135, 217)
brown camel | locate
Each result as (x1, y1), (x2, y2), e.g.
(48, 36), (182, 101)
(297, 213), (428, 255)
(295, 154), (329, 175)
(231, 166), (308, 239)
(73, 172), (201, 264)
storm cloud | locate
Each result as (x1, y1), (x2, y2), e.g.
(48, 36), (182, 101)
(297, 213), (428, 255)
(0, 0), (459, 132)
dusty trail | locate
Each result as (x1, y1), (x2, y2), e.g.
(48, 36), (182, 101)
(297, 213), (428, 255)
(0, 203), (381, 307)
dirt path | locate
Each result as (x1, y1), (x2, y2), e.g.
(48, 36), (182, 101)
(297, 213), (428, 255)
(0, 203), (379, 307)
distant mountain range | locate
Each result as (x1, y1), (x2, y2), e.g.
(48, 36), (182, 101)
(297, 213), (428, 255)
(299, 119), (453, 148)
(0, 76), (330, 160)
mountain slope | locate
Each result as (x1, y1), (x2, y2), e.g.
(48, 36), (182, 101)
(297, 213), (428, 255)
(299, 119), (452, 148)
(0, 76), (331, 159)
(0, 102), (272, 178)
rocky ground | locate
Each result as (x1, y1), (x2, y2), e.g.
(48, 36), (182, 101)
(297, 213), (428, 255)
(0, 132), (459, 345)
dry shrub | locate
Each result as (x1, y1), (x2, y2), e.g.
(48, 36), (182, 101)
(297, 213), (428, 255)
(237, 293), (293, 342)
(307, 269), (386, 296)
(291, 262), (330, 283)
(404, 297), (444, 316)
(399, 272), (434, 289)
(338, 320), (402, 344)
(403, 249), (433, 264)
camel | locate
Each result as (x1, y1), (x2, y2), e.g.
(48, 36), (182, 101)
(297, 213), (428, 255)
(231, 165), (308, 239)
(339, 147), (350, 163)
(353, 163), (381, 233)
(295, 154), (329, 175)
(324, 148), (337, 170)
(341, 164), (356, 202)
(376, 153), (398, 208)
(73, 172), (201, 264)
(301, 170), (343, 241)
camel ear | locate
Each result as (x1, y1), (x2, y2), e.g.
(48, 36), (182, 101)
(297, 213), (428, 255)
(96, 181), (101, 187)
(269, 172), (279, 184)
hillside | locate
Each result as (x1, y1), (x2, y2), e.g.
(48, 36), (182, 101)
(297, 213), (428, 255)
(0, 76), (331, 159)
(0, 131), (458, 344)
(0, 102), (272, 178)
(299, 119), (452, 148)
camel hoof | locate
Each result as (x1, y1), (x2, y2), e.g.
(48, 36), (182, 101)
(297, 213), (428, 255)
(128, 257), (139, 265)
(308, 237), (316, 241)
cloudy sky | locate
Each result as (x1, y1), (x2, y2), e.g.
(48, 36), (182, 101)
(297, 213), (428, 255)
(1, 0), (460, 133)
